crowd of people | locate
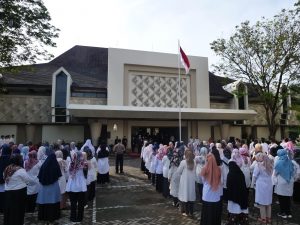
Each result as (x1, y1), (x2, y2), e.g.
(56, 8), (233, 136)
(140, 137), (300, 225)
(1, 135), (300, 225)
(0, 138), (114, 225)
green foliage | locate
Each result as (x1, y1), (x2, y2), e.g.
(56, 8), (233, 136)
(296, 0), (300, 14)
(210, 7), (300, 138)
(0, 0), (59, 68)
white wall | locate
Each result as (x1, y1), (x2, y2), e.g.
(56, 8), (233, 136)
(108, 48), (209, 108)
(257, 127), (269, 139)
(42, 125), (84, 144)
(229, 126), (241, 139)
(214, 126), (222, 141)
(198, 122), (212, 141)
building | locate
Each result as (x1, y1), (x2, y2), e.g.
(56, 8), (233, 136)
(0, 45), (298, 148)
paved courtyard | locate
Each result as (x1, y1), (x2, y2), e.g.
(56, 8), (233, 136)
(1, 155), (299, 225)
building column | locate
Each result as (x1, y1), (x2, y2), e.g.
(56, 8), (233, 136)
(197, 121), (212, 141)
(25, 124), (37, 143)
(88, 120), (102, 147)
(220, 123), (230, 141)
(123, 120), (128, 149)
(191, 121), (198, 138)
(245, 126), (252, 139)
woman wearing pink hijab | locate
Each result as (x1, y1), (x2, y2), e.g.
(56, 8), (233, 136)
(231, 149), (243, 168)
(24, 150), (39, 213)
(239, 147), (251, 189)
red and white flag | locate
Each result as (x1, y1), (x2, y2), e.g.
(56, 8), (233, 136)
(180, 46), (190, 74)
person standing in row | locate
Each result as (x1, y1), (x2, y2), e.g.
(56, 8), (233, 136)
(97, 142), (110, 183)
(85, 147), (97, 203)
(273, 149), (299, 219)
(55, 150), (68, 209)
(226, 159), (249, 225)
(200, 153), (222, 225)
(155, 145), (164, 193)
(66, 151), (88, 223)
(195, 146), (208, 203)
(24, 150), (40, 213)
(162, 144), (171, 198)
(37, 148), (62, 224)
(113, 139), (125, 174)
(0, 144), (12, 213)
(140, 140), (148, 172)
(149, 144), (158, 185)
(3, 154), (29, 225)
(252, 152), (273, 224)
(177, 149), (196, 217)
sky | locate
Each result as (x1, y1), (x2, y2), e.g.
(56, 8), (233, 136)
(43, 0), (297, 69)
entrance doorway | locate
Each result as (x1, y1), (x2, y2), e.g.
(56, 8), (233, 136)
(131, 126), (187, 152)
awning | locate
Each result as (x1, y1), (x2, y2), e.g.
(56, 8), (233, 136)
(67, 104), (257, 120)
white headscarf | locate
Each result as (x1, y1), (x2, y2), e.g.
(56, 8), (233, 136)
(81, 139), (95, 156)
(37, 146), (47, 162)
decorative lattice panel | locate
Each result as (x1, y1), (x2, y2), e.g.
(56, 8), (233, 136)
(0, 96), (51, 123)
(128, 73), (190, 108)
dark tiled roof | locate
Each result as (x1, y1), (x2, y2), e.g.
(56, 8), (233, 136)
(2, 63), (106, 89)
(50, 45), (108, 82)
(2, 45), (108, 89)
(3, 64), (57, 86)
(209, 72), (259, 98)
(246, 84), (259, 98)
(209, 72), (234, 98)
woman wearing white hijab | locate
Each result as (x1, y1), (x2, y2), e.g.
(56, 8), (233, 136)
(55, 150), (68, 209)
(81, 139), (95, 156)
(37, 146), (47, 165)
(195, 146), (208, 202)
(177, 149), (196, 217)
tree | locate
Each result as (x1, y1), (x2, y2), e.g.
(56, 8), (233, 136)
(0, 0), (59, 68)
(210, 8), (300, 139)
(296, 0), (300, 13)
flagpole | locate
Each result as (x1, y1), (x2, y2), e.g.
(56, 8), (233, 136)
(177, 40), (182, 142)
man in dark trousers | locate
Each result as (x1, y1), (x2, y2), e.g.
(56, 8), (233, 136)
(113, 139), (126, 174)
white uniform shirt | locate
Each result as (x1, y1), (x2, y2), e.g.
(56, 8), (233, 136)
(155, 157), (163, 174)
(26, 164), (40, 195)
(162, 155), (170, 178)
(66, 169), (87, 192)
(5, 168), (30, 191)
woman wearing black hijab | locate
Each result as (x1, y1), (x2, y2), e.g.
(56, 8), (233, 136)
(226, 160), (249, 225)
(0, 145), (12, 213)
(37, 150), (62, 224)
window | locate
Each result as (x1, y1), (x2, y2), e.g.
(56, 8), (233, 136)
(71, 92), (107, 98)
(238, 86), (245, 110)
(235, 84), (247, 125)
(55, 72), (67, 108)
(55, 72), (67, 122)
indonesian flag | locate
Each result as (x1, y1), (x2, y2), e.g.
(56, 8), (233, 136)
(180, 46), (190, 74)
